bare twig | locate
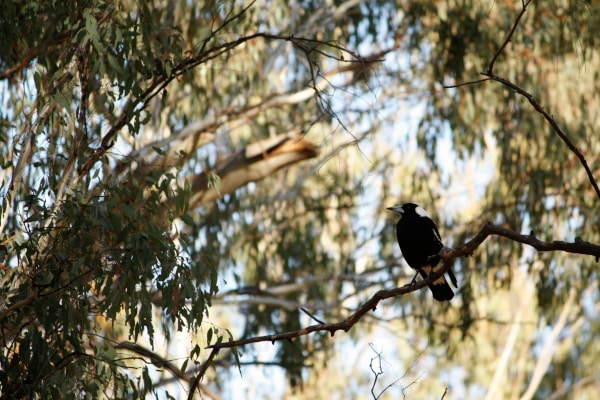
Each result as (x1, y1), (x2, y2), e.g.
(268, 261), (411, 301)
(300, 307), (326, 325)
(447, 0), (600, 200)
(487, 0), (533, 74)
(369, 344), (403, 400)
(481, 70), (600, 200)
(443, 77), (490, 89)
(370, 345), (384, 400)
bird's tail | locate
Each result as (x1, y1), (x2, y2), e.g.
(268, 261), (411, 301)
(429, 281), (454, 301)
(419, 266), (455, 301)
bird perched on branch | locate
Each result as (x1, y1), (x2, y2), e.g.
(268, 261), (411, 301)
(388, 203), (458, 301)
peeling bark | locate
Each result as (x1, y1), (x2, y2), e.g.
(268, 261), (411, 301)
(188, 132), (319, 207)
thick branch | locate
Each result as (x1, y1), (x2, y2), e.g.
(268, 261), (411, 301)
(127, 43), (391, 174)
(78, 30), (377, 182)
(442, 222), (600, 262)
(187, 222), (600, 390)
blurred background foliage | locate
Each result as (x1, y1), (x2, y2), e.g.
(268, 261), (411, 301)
(1, 0), (599, 398)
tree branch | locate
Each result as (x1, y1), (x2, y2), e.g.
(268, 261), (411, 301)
(447, 0), (600, 201)
(484, 281), (534, 400)
(126, 43), (392, 175)
(78, 29), (376, 182)
(441, 222), (600, 262)
(480, 70), (600, 201)
(188, 348), (220, 400)
(188, 133), (319, 207)
(519, 287), (577, 400)
(486, 0), (533, 74)
(186, 222), (600, 389)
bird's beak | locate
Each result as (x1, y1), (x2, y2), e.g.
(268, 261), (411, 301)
(387, 206), (404, 214)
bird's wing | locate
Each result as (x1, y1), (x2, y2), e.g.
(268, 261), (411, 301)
(429, 221), (444, 247)
(427, 219), (458, 288)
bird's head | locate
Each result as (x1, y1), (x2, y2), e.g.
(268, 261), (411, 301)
(386, 203), (429, 217)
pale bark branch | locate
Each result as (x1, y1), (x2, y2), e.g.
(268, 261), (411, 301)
(519, 288), (577, 400)
(484, 281), (534, 400)
(79, 28), (379, 182)
(128, 45), (389, 174)
(188, 132), (318, 208)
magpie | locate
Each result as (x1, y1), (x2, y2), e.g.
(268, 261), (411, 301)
(387, 203), (458, 301)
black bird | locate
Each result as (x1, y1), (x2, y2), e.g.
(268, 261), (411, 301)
(388, 203), (457, 301)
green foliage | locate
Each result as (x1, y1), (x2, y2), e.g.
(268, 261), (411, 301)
(0, 169), (214, 397)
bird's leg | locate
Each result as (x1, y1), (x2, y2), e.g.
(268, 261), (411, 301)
(410, 269), (421, 285)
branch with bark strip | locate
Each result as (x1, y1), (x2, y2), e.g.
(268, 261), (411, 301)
(187, 223), (600, 398)
(78, 29), (383, 182)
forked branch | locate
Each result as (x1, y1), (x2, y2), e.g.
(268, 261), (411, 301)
(440, 222), (600, 262)
(445, 0), (600, 200)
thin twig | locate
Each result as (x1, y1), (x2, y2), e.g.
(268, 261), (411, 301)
(369, 344), (404, 400)
(487, 0), (533, 74)
(443, 77), (490, 89)
(441, 387), (449, 400)
(449, 0), (600, 200)
(481, 70), (600, 200)
(115, 341), (188, 382)
(188, 347), (219, 400)
(300, 307), (326, 325)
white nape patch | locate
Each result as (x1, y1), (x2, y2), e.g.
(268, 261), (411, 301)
(415, 205), (429, 217)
